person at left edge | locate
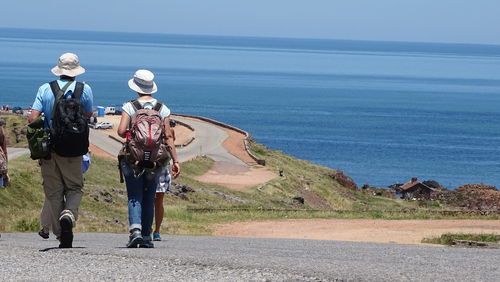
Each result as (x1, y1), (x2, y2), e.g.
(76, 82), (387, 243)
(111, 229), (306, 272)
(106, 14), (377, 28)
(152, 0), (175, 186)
(28, 53), (93, 248)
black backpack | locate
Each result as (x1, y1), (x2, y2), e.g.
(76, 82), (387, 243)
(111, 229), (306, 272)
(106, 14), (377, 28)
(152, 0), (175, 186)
(49, 80), (89, 157)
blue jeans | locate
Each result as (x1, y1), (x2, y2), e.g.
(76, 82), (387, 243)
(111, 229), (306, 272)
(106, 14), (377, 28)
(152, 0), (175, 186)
(120, 161), (160, 237)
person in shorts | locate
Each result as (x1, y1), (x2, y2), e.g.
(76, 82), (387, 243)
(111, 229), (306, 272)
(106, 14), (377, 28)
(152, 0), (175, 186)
(153, 120), (176, 241)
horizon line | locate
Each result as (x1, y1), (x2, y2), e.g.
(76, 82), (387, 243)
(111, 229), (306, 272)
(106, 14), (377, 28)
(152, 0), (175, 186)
(1, 26), (500, 48)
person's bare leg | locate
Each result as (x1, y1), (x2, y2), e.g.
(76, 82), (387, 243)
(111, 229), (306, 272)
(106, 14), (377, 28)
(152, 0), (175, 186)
(154, 192), (164, 234)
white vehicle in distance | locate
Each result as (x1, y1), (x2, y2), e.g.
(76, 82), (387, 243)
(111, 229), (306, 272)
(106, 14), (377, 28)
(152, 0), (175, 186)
(94, 122), (113, 129)
(105, 107), (115, 115)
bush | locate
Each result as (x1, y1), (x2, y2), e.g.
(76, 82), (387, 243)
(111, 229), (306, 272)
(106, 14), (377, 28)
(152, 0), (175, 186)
(14, 217), (39, 232)
(422, 233), (500, 245)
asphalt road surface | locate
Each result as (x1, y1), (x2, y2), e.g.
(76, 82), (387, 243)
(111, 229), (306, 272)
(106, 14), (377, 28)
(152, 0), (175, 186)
(90, 116), (246, 165)
(0, 233), (498, 281)
(6, 147), (29, 160)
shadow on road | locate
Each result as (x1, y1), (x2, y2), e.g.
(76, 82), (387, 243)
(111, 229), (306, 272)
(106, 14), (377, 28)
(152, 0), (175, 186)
(39, 247), (86, 252)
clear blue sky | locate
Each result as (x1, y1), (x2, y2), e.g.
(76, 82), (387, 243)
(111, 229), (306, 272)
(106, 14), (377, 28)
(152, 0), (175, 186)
(1, 0), (499, 45)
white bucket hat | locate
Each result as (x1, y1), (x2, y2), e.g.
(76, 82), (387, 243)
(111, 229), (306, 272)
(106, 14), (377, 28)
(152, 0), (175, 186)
(51, 53), (86, 77)
(128, 69), (158, 94)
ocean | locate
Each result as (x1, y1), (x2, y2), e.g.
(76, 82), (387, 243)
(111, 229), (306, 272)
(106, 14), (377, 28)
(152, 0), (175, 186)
(1, 28), (500, 188)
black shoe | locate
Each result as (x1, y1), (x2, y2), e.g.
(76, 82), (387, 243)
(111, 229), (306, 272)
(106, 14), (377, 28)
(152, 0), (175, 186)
(139, 240), (154, 248)
(38, 229), (49, 239)
(59, 216), (73, 248)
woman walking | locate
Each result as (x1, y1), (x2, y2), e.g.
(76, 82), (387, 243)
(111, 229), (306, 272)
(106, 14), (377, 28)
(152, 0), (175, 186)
(117, 69), (180, 248)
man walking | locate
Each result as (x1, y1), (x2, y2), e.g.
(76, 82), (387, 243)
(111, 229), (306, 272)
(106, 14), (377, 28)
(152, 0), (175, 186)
(29, 53), (93, 248)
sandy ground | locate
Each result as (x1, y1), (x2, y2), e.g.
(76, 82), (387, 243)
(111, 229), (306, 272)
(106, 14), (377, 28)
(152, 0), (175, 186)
(96, 115), (193, 146)
(214, 219), (500, 245)
(195, 161), (277, 189)
(222, 129), (258, 165)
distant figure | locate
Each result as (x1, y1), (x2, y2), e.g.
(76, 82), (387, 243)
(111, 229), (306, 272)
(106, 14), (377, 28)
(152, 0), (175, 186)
(117, 69), (180, 248)
(153, 119), (176, 241)
(28, 53), (93, 248)
(0, 118), (9, 187)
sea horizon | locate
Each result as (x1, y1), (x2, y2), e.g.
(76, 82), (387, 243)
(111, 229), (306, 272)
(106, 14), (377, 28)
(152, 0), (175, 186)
(1, 28), (499, 188)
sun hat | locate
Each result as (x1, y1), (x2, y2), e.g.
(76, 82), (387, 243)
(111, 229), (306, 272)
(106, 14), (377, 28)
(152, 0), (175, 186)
(128, 69), (158, 94)
(51, 53), (86, 77)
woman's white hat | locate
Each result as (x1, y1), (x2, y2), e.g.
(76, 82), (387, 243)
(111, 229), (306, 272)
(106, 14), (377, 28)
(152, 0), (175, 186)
(51, 53), (86, 77)
(128, 69), (158, 94)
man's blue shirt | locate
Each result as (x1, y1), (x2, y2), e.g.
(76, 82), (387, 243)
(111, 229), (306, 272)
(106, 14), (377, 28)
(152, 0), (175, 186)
(32, 79), (93, 128)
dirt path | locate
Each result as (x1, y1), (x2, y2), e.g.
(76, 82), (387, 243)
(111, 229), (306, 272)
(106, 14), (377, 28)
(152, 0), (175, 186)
(195, 161), (277, 189)
(214, 219), (500, 245)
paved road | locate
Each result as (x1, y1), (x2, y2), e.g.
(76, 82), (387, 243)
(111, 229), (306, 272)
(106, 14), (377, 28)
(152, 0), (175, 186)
(0, 233), (498, 281)
(7, 117), (246, 165)
(6, 147), (30, 160)
(90, 116), (246, 165)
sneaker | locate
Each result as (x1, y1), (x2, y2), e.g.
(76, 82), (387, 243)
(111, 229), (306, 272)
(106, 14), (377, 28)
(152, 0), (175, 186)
(126, 231), (143, 248)
(59, 215), (73, 248)
(153, 233), (162, 241)
(139, 240), (154, 248)
(38, 229), (49, 239)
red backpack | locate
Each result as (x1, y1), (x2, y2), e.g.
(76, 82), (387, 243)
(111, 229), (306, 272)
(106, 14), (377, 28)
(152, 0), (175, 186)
(122, 100), (171, 172)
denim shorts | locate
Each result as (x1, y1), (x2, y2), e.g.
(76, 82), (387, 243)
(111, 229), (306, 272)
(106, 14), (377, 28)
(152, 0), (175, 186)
(156, 166), (171, 193)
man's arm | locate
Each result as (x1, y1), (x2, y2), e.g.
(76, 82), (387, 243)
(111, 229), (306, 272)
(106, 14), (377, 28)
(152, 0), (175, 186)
(28, 109), (41, 123)
(82, 84), (94, 119)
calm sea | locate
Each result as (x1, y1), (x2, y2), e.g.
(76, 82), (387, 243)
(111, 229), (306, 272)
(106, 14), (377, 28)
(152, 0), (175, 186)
(1, 28), (500, 188)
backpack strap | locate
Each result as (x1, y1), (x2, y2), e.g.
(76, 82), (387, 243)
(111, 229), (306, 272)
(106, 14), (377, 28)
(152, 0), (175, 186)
(153, 102), (163, 112)
(50, 80), (74, 121)
(131, 99), (142, 112)
(73, 82), (84, 99)
(49, 81), (60, 98)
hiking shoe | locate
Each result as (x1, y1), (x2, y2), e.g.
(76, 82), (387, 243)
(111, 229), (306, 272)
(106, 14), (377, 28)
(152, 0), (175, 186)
(139, 240), (154, 248)
(38, 229), (49, 239)
(59, 215), (73, 248)
(153, 233), (162, 241)
(126, 231), (143, 248)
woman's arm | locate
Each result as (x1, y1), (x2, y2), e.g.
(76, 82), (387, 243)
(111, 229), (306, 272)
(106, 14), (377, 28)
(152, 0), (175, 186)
(117, 111), (130, 138)
(164, 118), (180, 178)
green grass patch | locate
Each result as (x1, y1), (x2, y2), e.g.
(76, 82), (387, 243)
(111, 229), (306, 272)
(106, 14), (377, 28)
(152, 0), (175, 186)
(422, 233), (500, 245)
(0, 113), (28, 148)
(179, 156), (214, 176)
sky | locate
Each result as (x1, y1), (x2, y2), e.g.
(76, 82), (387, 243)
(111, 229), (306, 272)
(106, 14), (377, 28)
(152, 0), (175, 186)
(0, 0), (499, 45)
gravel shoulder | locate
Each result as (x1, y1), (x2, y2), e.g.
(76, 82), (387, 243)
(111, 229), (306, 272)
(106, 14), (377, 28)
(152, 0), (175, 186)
(214, 219), (500, 245)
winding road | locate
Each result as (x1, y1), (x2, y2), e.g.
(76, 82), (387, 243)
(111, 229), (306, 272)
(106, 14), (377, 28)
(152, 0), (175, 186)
(89, 116), (246, 165)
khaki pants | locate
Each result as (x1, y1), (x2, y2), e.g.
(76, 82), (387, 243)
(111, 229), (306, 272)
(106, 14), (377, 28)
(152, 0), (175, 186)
(41, 153), (83, 237)
(40, 198), (51, 231)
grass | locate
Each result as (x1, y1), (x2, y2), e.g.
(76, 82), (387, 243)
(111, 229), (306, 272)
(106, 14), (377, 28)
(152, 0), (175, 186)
(0, 113), (28, 148)
(0, 140), (497, 236)
(422, 233), (500, 246)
